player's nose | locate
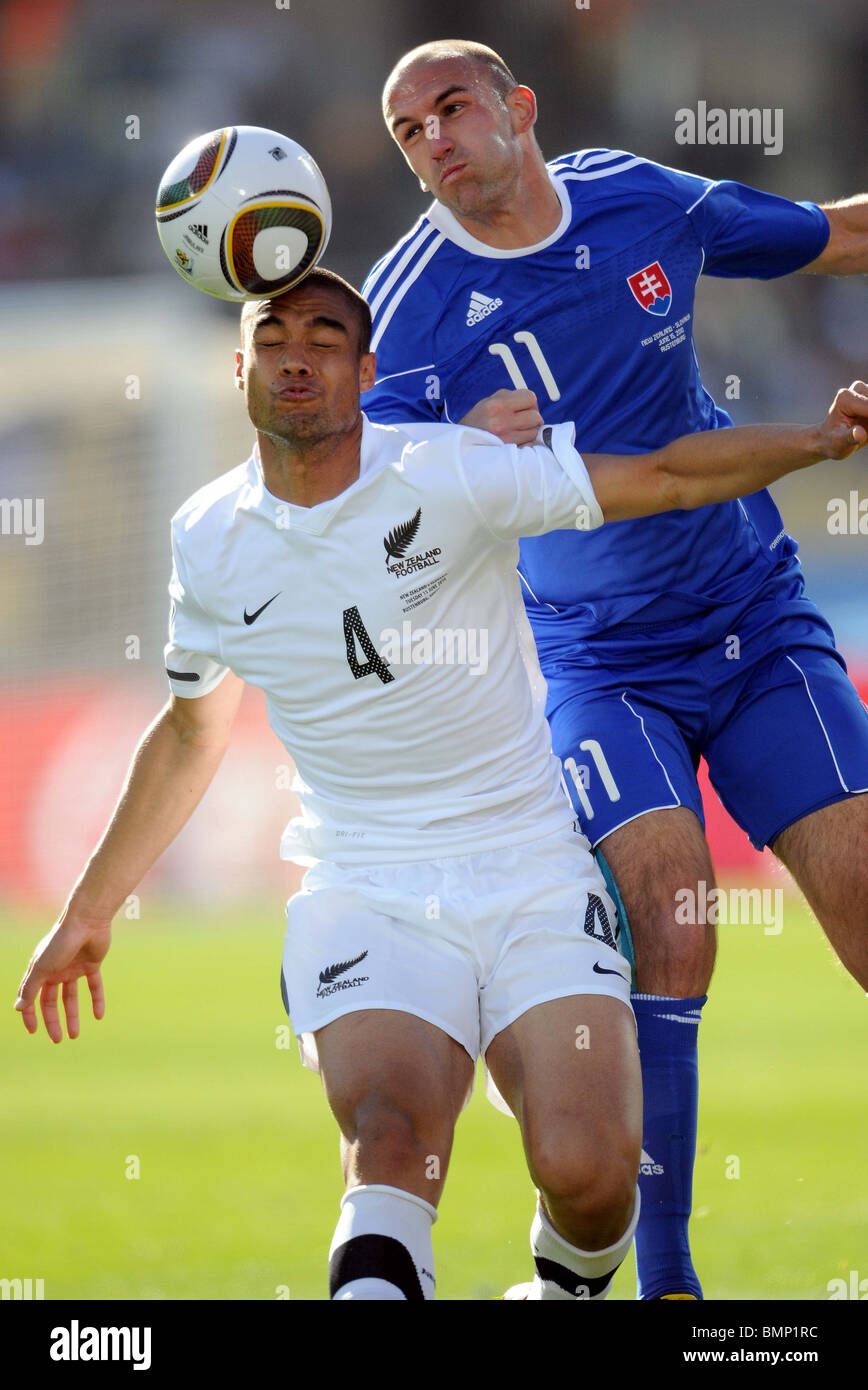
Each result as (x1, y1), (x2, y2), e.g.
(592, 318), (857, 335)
(277, 351), (313, 375)
(430, 134), (455, 160)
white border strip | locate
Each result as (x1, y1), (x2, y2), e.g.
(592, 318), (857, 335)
(371, 233), (446, 351)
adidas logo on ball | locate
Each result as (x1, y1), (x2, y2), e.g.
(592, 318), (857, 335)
(466, 290), (503, 326)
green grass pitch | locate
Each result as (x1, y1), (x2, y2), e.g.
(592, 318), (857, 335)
(1, 889), (865, 1301)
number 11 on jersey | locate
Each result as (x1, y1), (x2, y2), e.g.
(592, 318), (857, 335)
(488, 330), (561, 402)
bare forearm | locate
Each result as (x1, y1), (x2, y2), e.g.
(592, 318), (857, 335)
(586, 384), (868, 523)
(659, 422), (824, 511)
(67, 704), (230, 921)
(802, 196), (868, 275)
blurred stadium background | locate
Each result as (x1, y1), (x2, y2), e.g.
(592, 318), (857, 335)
(1, 0), (866, 1300)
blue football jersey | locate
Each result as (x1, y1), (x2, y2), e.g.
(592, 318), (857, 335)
(361, 149), (830, 643)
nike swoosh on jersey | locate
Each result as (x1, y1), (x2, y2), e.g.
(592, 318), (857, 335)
(592, 960), (627, 978)
(244, 592), (281, 625)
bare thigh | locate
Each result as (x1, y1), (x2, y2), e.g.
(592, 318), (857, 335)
(486, 994), (642, 1249)
(314, 1008), (474, 1204)
(601, 806), (717, 996)
(773, 793), (868, 988)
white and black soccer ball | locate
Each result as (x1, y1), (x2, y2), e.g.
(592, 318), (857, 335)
(155, 125), (332, 302)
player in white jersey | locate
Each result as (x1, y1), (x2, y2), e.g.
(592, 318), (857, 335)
(15, 268), (868, 1301)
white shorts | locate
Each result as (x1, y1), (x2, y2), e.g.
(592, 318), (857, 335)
(280, 825), (633, 1085)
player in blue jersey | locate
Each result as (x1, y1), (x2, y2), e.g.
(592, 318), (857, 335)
(361, 39), (868, 1300)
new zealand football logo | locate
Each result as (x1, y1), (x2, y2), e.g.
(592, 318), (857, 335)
(316, 950), (370, 999)
(384, 507), (422, 566)
(627, 261), (672, 317)
(383, 507), (442, 578)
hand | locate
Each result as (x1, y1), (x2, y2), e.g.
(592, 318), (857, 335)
(816, 380), (868, 459)
(14, 916), (111, 1042)
(459, 388), (544, 446)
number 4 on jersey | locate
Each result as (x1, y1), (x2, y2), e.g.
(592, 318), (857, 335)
(343, 605), (394, 684)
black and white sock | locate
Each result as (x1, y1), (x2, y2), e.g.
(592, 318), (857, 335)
(328, 1184), (437, 1300)
(528, 1188), (641, 1300)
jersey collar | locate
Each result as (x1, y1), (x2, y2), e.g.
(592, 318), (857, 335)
(424, 167), (572, 259)
(244, 414), (386, 534)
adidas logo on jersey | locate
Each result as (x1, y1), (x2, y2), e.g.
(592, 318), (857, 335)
(466, 291), (503, 326)
(640, 1148), (665, 1176)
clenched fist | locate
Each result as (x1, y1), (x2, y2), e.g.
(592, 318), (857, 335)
(460, 388), (544, 447)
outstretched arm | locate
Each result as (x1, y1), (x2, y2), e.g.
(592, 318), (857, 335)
(460, 383), (868, 524)
(799, 197), (868, 275)
(14, 672), (244, 1040)
(586, 382), (867, 521)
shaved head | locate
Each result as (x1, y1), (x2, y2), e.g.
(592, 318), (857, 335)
(380, 38), (556, 240)
(383, 40), (518, 117)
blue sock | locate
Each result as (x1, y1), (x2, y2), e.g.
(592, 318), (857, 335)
(631, 993), (705, 1300)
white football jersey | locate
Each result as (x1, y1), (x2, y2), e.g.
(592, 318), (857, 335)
(165, 415), (603, 864)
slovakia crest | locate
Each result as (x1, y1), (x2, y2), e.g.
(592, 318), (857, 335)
(627, 261), (672, 316)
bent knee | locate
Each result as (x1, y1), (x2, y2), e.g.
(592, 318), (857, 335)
(528, 1131), (638, 1224)
(342, 1094), (449, 1170)
(632, 913), (716, 994)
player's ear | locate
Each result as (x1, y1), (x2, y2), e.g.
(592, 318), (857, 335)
(359, 352), (377, 393)
(507, 85), (537, 135)
(234, 347), (244, 391)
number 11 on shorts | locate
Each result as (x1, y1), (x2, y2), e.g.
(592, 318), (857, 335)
(564, 739), (621, 820)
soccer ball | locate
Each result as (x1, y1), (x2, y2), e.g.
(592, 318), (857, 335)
(155, 126), (331, 302)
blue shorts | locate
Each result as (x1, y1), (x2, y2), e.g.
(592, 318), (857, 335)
(543, 569), (868, 850)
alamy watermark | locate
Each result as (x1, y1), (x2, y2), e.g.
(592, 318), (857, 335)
(675, 880), (783, 935)
(827, 1271), (868, 1299)
(827, 491), (868, 535)
(1, 1276), (44, 1300)
(675, 102), (783, 156)
(50, 1321), (151, 1370)
(0, 497), (44, 545)
(378, 622), (489, 677)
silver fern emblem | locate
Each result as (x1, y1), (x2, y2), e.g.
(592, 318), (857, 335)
(384, 507), (422, 564)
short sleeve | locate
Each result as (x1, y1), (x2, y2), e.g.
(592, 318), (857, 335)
(608, 155), (830, 279)
(362, 365), (443, 425)
(687, 180), (830, 279)
(456, 422), (604, 542)
(163, 524), (230, 698)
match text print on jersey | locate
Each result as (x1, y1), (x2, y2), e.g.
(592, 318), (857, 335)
(0, 497), (44, 545)
(675, 103), (783, 156)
